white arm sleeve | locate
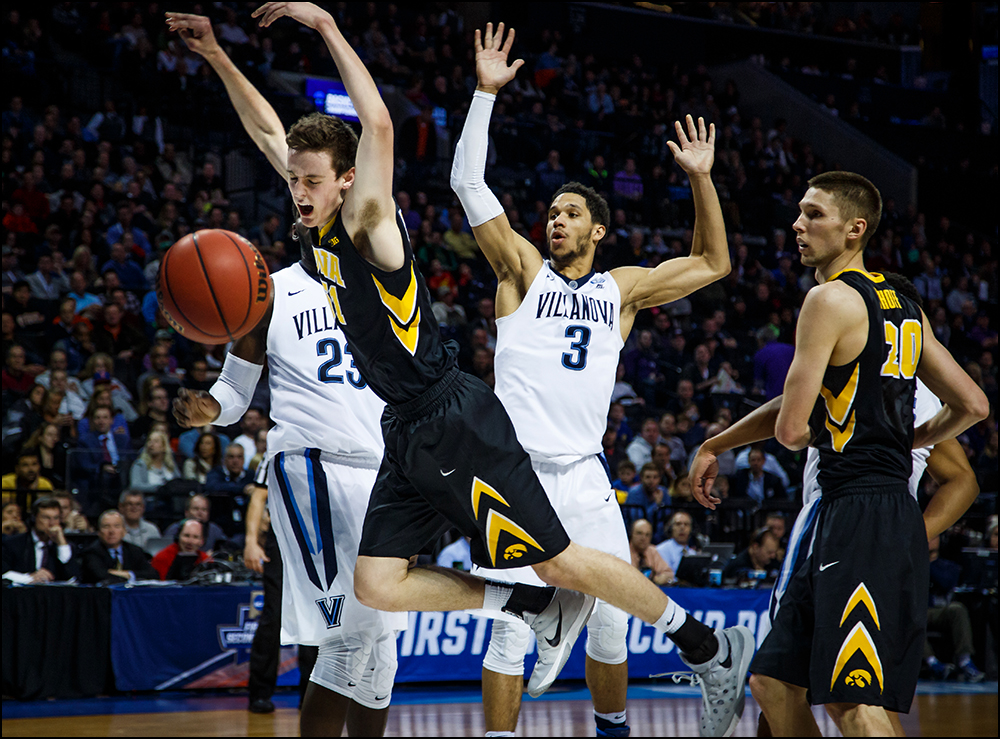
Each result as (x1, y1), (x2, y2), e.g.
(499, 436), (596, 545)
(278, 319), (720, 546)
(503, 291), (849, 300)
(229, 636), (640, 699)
(209, 353), (264, 427)
(450, 91), (504, 227)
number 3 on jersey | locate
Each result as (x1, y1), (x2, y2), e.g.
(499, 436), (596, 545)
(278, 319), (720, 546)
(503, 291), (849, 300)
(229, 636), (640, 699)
(881, 319), (922, 378)
(562, 325), (591, 370)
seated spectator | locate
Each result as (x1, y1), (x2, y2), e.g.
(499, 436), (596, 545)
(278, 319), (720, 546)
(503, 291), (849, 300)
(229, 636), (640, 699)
(78, 353), (138, 421)
(765, 512), (788, 561)
(27, 253), (70, 301)
(628, 518), (674, 586)
(93, 303), (148, 373)
(3, 344), (41, 399)
(183, 432), (222, 484)
(656, 511), (699, 574)
(74, 406), (125, 517)
(658, 413), (687, 465)
(436, 536), (472, 571)
(668, 472), (695, 504)
(651, 441), (676, 486)
(1, 497), (80, 583)
(923, 536), (985, 682)
(722, 526), (781, 583)
(607, 401), (634, 444)
(130, 383), (178, 442)
(162, 494), (227, 552)
(2, 501), (27, 537)
(205, 444), (254, 494)
(733, 445), (791, 488)
(79, 510), (158, 584)
(249, 428), (268, 474)
(730, 447), (787, 504)
(233, 408), (266, 469)
(46, 368), (87, 421)
(626, 417), (660, 469)
(52, 490), (92, 532)
(442, 210), (478, 260)
(2, 382), (46, 449)
(118, 490), (161, 551)
(151, 518), (211, 580)
(129, 430), (179, 492)
(135, 343), (183, 400)
(78, 383), (132, 446)
(611, 459), (637, 503)
(2, 450), (54, 508)
(625, 462), (668, 507)
(686, 422), (736, 478)
(100, 242), (147, 292)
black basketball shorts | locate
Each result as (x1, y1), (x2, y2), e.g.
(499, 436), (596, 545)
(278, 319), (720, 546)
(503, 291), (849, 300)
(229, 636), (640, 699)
(358, 369), (571, 569)
(750, 476), (929, 713)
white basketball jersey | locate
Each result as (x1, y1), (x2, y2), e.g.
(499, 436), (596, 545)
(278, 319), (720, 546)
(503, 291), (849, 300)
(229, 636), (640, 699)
(266, 264), (385, 461)
(801, 378), (942, 505)
(495, 261), (623, 463)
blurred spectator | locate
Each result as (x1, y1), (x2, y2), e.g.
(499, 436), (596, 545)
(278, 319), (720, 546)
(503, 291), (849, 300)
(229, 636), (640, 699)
(51, 490), (92, 533)
(611, 459), (637, 502)
(74, 405), (125, 516)
(625, 462), (668, 506)
(129, 430), (179, 492)
(3, 344), (42, 398)
(183, 432), (222, 484)
(442, 211), (478, 261)
(233, 408), (266, 468)
(924, 536), (985, 682)
(722, 526), (780, 582)
(101, 242), (148, 292)
(626, 417), (661, 469)
(79, 353), (138, 420)
(1, 496), (79, 583)
(628, 518), (674, 586)
(2, 450), (54, 508)
(151, 518), (211, 580)
(79, 509), (158, 584)
(656, 510), (699, 573)
(27, 253), (69, 301)
(206, 443), (254, 495)
(162, 494), (227, 552)
(78, 384), (132, 450)
(131, 384), (177, 442)
(119, 490), (161, 551)
(733, 445), (792, 488)
(731, 447), (787, 503)
(1, 501), (27, 537)
(21, 423), (68, 489)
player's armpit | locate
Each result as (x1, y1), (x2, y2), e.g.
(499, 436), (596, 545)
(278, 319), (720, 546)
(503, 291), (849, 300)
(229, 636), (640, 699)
(471, 214), (543, 291)
(613, 254), (728, 313)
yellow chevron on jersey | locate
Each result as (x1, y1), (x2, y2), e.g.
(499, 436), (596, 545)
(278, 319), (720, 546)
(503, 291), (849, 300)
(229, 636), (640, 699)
(484, 508), (544, 567)
(831, 621), (883, 693)
(373, 266), (420, 355)
(840, 582), (881, 630)
(821, 364), (860, 426)
(826, 411), (857, 452)
(472, 476), (510, 520)
(313, 247), (347, 325)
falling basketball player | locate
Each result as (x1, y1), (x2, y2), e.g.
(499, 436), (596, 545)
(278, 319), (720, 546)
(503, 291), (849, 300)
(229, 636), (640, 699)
(694, 172), (987, 736)
(173, 5), (755, 736)
(451, 23), (746, 738)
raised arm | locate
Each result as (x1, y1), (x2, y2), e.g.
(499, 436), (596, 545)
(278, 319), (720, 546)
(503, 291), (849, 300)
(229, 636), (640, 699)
(451, 23), (541, 299)
(613, 116), (730, 337)
(254, 3), (401, 269)
(166, 12), (288, 179)
(913, 309), (990, 449)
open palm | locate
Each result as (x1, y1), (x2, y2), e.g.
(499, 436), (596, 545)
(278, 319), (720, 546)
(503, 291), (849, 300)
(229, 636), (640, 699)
(667, 115), (716, 175)
(475, 22), (524, 93)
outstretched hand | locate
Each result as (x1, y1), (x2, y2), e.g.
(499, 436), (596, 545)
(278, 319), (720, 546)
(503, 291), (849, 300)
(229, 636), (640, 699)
(474, 22), (524, 94)
(667, 115), (716, 176)
(165, 12), (221, 58)
(252, 2), (332, 30)
(689, 446), (723, 510)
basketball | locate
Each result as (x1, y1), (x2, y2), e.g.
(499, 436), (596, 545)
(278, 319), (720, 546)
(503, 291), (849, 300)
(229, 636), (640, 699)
(156, 229), (271, 344)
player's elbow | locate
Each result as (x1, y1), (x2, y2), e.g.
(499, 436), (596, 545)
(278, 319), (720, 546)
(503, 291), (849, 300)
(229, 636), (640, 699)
(968, 389), (990, 423)
(775, 421), (806, 451)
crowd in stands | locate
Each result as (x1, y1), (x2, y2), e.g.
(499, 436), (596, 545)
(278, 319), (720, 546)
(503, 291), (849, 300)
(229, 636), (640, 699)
(2, 5), (996, 672)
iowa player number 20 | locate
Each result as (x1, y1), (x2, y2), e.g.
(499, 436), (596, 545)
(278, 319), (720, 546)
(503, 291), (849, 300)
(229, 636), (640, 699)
(880, 319), (922, 379)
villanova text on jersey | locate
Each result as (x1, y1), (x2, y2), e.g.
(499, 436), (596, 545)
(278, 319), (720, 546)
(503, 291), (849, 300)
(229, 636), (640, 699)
(534, 288), (615, 331)
(292, 304), (336, 341)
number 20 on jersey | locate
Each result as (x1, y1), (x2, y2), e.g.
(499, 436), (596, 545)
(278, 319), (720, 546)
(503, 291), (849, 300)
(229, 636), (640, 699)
(881, 319), (922, 379)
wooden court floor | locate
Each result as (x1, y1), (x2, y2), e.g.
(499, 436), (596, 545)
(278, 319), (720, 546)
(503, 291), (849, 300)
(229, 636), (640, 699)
(2, 689), (997, 737)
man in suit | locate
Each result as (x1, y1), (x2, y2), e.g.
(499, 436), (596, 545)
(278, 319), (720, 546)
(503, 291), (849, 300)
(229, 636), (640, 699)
(204, 443), (254, 494)
(74, 406), (124, 517)
(1, 496), (80, 582)
(730, 446), (787, 504)
(79, 510), (158, 584)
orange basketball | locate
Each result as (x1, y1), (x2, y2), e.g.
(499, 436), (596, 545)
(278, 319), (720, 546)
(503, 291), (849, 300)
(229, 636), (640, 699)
(156, 229), (271, 344)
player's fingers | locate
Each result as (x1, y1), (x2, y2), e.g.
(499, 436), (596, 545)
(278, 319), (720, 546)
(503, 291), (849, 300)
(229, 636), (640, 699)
(484, 22), (493, 48)
(685, 114), (698, 141)
(251, 3), (270, 19)
(474, 28), (482, 53)
(495, 22), (505, 50)
(512, 58), (525, 73)
(666, 140), (680, 159)
(501, 26), (516, 56)
(708, 122), (716, 146)
(673, 119), (688, 145)
(698, 116), (708, 142)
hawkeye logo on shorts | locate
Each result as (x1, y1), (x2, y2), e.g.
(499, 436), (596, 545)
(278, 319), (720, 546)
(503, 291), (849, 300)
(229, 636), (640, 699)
(504, 544), (527, 560)
(821, 363), (859, 453)
(314, 247), (348, 326)
(471, 477), (544, 567)
(845, 669), (873, 688)
(315, 594), (346, 629)
(372, 264), (420, 356)
(831, 583), (883, 693)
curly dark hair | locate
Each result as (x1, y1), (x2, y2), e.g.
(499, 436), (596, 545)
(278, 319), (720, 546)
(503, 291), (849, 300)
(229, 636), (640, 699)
(552, 182), (610, 239)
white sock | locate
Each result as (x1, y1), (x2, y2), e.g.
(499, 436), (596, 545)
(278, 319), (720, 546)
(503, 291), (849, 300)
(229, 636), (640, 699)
(485, 732), (515, 737)
(652, 598), (687, 634)
(483, 581), (514, 613)
(595, 709), (627, 724)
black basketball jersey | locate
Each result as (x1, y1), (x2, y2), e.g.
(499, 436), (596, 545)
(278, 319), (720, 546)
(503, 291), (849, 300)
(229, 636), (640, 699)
(809, 269), (923, 492)
(311, 206), (455, 407)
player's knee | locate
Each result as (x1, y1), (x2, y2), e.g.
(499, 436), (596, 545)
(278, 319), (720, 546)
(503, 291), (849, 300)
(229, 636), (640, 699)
(483, 619), (531, 675)
(749, 673), (779, 704)
(530, 545), (582, 590)
(585, 604), (628, 664)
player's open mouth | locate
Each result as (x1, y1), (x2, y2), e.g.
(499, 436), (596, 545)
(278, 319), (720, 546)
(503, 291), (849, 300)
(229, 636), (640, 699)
(298, 204), (314, 217)
(551, 232), (567, 246)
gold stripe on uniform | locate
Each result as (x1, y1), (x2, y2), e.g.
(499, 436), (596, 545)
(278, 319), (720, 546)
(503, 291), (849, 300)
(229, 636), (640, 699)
(821, 364), (860, 427)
